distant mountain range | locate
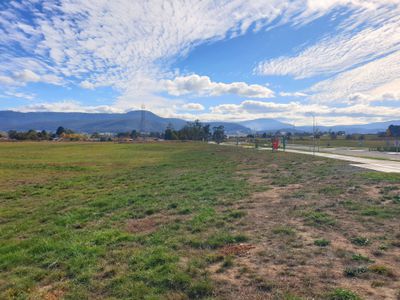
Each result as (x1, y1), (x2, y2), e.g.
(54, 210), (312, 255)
(238, 118), (292, 132)
(295, 120), (400, 134)
(0, 110), (399, 134)
(0, 110), (250, 134)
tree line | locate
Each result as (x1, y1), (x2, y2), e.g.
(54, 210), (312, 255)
(3, 121), (226, 143)
(164, 120), (225, 143)
(6, 126), (75, 141)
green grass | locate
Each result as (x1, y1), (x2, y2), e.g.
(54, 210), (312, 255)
(368, 265), (394, 277)
(351, 254), (373, 262)
(344, 266), (368, 277)
(362, 172), (400, 183)
(291, 135), (391, 149)
(303, 211), (336, 227)
(351, 236), (371, 246)
(314, 239), (331, 247)
(1, 141), (399, 299)
(326, 288), (361, 300)
(272, 226), (296, 236)
(0, 142), (250, 299)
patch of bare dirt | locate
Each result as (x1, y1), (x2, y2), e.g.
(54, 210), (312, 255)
(219, 244), (255, 256)
(210, 166), (400, 300)
(32, 285), (64, 300)
(126, 214), (172, 234)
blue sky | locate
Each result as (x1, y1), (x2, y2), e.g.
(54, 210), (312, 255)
(0, 0), (400, 125)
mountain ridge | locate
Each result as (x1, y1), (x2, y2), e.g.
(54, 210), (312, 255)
(0, 110), (399, 134)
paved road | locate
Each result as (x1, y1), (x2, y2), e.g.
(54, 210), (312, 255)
(220, 142), (400, 173)
(281, 148), (400, 173)
(287, 144), (400, 161)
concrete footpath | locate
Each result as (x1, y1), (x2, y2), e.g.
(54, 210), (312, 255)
(219, 143), (400, 173)
(287, 144), (400, 161)
(278, 148), (400, 173)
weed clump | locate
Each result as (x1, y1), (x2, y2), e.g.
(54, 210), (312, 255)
(314, 239), (330, 247)
(326, 288), (361, 300)
(304, 211), (336, 226)
(188, 280), (213, 299)
(344, 266), (368, 277)
(188, 232), (248, 249)
(272, 226), (296, 236)
(351, 254), (373, 262)
(228, 210), (246, 219)
(368, 265), (395, 277)
(351, 236), (370, 246)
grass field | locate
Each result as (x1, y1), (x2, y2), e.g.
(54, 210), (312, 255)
(1, 142), (400, 299)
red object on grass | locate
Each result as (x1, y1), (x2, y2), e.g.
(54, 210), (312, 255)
(272, 138), (279, 150)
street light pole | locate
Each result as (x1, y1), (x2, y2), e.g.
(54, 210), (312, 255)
(312, 114), (316, 156)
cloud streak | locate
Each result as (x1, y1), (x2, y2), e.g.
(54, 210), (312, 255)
(256, 13), (400, 79)
(163, 75), (274, 98)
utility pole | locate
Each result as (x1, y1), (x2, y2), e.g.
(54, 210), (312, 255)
(312, 114), (316, 156)
(253, 129), (257, 149)
(140, 104), (145, 139)
(293, 122), (295, 145)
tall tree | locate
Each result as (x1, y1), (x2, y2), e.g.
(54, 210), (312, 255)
(56, 126), (65, 137)
(387, 125), (400, 137)
(212, 125), (225, 144)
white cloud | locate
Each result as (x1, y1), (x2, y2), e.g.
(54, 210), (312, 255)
(80, 80), (95, 90)
(308, 50), (400, 104)
(182, 103), (205, 111)
(0, 0), (355, 108)
(279, 92), (308, 97)
(16, 69), (41, 83)
(3, 91), (36, 101)
(0, 75), (14, 85)
(207, 100), (400, 125)
(17, 100), (122, 113)
(256, 14), (400, 79)
(210, 100), (328, 115)
(163, 74), (274, 98)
